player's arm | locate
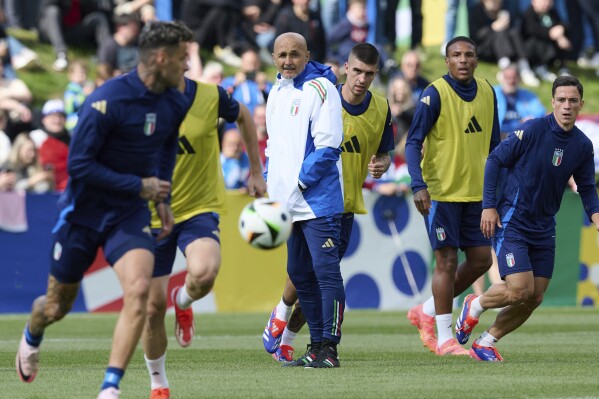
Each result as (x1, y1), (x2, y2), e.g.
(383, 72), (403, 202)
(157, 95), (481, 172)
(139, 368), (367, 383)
(405, 85), (440, 215)
(489, 86), (501, 151)
(217, 86), (266, 197)
(67, 92), (142, 195)
(369, 104), (395, 178)
(572, 143), (599, 223)
(298, 79), (343, 191)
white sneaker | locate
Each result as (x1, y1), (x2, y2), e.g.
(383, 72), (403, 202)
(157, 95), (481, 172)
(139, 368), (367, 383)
(12, 48), (38, 70)
(16, 333), (40, 383)
(97, 387), (121, 399)
(520, 68), (540, 87)
(534, 66), (557, 82)
(52, 56), (68, 72)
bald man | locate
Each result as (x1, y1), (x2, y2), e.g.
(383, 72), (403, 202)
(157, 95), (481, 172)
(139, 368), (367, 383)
(263, 32), (345, 368)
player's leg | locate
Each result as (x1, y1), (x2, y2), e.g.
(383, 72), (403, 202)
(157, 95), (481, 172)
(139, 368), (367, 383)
(302, 215), (344, 368)
(98, 213), (155, 398)
(172, 213), (221, 348)
(17, 222), (97, 383)
(266, 278), (298, 357)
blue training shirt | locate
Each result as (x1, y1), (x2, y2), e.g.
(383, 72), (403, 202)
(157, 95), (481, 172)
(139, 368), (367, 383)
(483, 113), (599, 240)
(58, 69), (195, 232)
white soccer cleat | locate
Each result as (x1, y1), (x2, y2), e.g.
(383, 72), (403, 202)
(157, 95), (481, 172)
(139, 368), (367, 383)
(97, 387), (121, 399)
(16, 333), (40, 383)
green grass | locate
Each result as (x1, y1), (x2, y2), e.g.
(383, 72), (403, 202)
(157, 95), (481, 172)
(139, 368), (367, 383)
(9, 28), (599, 113)
(1, 309), (599, 398)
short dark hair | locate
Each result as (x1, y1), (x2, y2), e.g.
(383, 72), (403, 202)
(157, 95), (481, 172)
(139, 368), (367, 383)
(445, 36), (477, 57)
(114, 13), (140, 27)
(349, 43), (379, 66)
(139, 21), (193, 60)
(552, 75), (583, 99)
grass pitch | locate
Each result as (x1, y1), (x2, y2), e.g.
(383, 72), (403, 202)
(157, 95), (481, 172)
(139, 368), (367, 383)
(1, 308), (598, 399)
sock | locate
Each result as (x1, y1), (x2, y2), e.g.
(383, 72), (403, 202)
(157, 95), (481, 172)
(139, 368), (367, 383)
(145, 353), (169, 389)
(469, 296), (485, 319)
(435, 313), (453, 347)
(100, 367), (124, 390)
(176, 285), (194, 310)
(24, 324), (43, 347)
(274, 298), (292, 321)
(280, 327), (297, 347)
(478, 331), (499, 347)
(422, 297), (436, 317)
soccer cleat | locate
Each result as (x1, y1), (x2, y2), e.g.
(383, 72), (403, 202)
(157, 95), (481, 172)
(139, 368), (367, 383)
(455, 294), (480, 345)
(435, 338), (469, 356)
(305, 344), (340, 368)
(470, 341), (504, 362)
(407, 304), (437, 352)
(16, 333), (40, 383)
(272, 344), (294, 362)
(97, 387), (121, 399)
(171, 286), (195, 348)
(262, 308), (287, 353)
(282, 343), (320, 367)
(150, 387), (171, 399)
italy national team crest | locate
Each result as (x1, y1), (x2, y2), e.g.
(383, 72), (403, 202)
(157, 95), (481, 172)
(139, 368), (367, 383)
(506, 253), (515, 267)
(552, 148), (563, 166)
(144, 113), (157, 136)
(290, 99), (300, 116)
(436, 227), (446, 241)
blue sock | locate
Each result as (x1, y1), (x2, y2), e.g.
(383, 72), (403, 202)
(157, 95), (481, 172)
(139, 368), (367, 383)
(24, 324), (43, 347)
(100, 367), (124, 390)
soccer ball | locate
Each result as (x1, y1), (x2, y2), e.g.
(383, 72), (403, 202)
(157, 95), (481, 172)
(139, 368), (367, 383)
(238, 198), (292, 249)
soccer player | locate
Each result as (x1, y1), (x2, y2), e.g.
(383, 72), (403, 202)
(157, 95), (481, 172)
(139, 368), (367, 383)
(262, 43), (394, 363)
(264, 32), (345, 368)
(15, 21), (194, 399)
(455, 76), (599, 362)
(404, 36), (501, 355)
(140, 65), (266, 399)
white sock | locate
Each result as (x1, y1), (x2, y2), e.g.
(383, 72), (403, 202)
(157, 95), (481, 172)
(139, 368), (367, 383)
(280, 327), (297, 347)
(274, 298), (293, 321)
(478, 331), (499, 347)
(435, 313), (453, 347)
(176, 285), (194, 310)
(469, 296), (485, 318)
(144, 353), (169, 389)
(422, 297), (436, 317)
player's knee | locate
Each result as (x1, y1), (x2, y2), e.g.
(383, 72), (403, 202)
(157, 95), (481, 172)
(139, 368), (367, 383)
(43, 301), (72, 323)
(525, 292), (544, 310)
(146, 297), (167, 323)
(507, 285), (534, 304)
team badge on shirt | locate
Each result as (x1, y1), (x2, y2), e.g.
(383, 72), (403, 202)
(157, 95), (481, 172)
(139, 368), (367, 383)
(144, 113), (157, 136)
(552, 148), (563, 166)
(436, 227), (446, 241)
(290, 99), (300, 116)
(53, 241), (62, 261)
(506, 253), (515, 267)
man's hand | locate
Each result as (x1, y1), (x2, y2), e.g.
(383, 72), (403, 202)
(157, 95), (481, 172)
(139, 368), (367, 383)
(368, 155), (385, 179)
(247, 173), (267, 198)
(140, 177), (171, 202)
(480, 208), (502, 238)
(155, 202), (174, 242)
(413, 189), (432, 216)
(591, 213), (599, 232)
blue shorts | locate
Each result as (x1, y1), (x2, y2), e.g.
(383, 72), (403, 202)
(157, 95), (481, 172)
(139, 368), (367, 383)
(339, 212), (354, 260)
(495, 233), (555, 279)
(152, 212), (220, 278)
(424, 201), (490, 251)
(50, 210), (154, 284)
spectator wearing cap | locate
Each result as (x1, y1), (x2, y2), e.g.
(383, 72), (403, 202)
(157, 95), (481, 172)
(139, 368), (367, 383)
(30, 99), (70, 191)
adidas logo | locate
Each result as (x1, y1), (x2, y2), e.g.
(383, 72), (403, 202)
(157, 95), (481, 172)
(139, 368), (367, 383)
(340, 135), (361, 153)
(420, 96), (430, 105)
(464, 116), (483, 134)
(514, 130), (524, 140)
(91, 100), (107, 114)
(322, 238), (335, 248)
(177, 135), (196, 154)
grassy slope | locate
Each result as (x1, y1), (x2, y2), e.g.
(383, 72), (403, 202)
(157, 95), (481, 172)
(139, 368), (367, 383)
(1, 309), (598, 398)
(10, 28), (599, 114)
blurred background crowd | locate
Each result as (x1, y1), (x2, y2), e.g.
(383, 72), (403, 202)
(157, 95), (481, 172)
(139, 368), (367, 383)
(2, 0), (599, 197)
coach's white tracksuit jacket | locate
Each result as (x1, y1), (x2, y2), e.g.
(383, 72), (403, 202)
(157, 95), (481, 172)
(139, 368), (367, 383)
(265, 61), (344, 222)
